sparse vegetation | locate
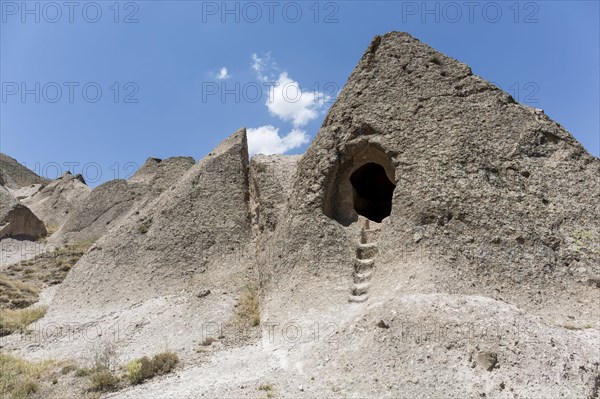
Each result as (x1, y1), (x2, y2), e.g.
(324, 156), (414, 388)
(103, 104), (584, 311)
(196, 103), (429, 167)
(74, 367), (92, 377)
(258, 383), (274, 391)
(125, 358), (145, 384)
(151, 351), (179, 374)
(60, 363), (77, 375)
(138, 218), (152, 234)
(88, 369), (119, 392)
(44, 222), (60, 236)
(0, 347), (178, 397)
(236, 286), (260, 327)
(125, 352), (179, 385)
(0, 352), (54, 399)
(562, 322), (578, 330)
(0, 275), (39, 309)
(91, 341), (119, 372)
(0, 306), (47, 336)
(561, 322), (595, 331)
(0, 239), (96, 311)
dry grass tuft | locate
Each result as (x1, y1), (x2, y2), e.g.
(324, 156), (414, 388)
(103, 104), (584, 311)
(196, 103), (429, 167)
(0, 306), (47, 336)
(88, 370), (119, 392)
(0, 238), (98, 311)
(0, 352), (55, 399)
(44, 223), (60, 236)
(236, 286), (260, 327)
(125, 352), (179, 385)
(0, 275), (40, 309)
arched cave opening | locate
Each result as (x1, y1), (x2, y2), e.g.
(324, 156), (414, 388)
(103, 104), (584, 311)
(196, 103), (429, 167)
(323, 142), (396, 226)
(350, 163), (395, 223)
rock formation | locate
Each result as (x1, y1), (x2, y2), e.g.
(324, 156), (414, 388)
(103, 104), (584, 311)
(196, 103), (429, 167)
(50, 156), (196, 245)
(21, 172), (90, 231)
(25, 129), (254, 360)
(0, 153), (49, 189)
(267, 31), (599, 315)
(0, 185), (46, 239)
(5, 32), (599, 398)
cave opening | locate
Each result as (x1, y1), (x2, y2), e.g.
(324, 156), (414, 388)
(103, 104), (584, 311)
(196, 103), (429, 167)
(350, 162), (395, 223)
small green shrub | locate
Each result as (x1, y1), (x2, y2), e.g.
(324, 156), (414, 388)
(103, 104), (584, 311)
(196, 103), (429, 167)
(125, 352), (179, 385)
(89, 370), (119, 392)
(138, 356), (155, 381)
(138, 219), (152, 234)
(125, 359), (143, 385)
(152, 352), (179, 375)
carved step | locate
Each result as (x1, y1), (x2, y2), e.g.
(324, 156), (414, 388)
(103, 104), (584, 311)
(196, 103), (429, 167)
(354, 259), (374, 274)
(348, 293), (369, 303)
(357, 242), (378, 260)
(353, 271), (372, 284)
(354, 258), (375, 273)
(351, 282), (370, 296)
(350, 219), (382, 304)
(361, 228), (381, 244)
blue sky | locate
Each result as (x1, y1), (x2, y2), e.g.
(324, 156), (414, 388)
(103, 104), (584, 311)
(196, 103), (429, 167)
(1, 1), (598, 186)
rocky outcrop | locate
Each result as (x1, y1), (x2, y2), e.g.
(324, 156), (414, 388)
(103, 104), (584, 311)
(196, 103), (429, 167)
(269, 31), (600, 305)
(22, 172), (90, 230)
(0, 185), (46, 239)
(249, 154), (300, 236)
(255, 32), (600, 396)
(0, 153), (50, 189)
(7, 33), (599, 399)
(249, 155), (300, 286)
(50, 156), (195, 245)
(36, 129), (253, 359)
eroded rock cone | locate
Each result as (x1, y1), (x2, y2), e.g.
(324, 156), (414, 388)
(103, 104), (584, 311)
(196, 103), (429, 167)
(50, 156), (195, 245)
(269, 31), (599, 299)
(0, 185), (46, 239)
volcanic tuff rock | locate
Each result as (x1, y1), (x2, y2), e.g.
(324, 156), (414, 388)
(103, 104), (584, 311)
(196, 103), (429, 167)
(50, 156), (195, 245)
(5, 33), (600, 398)
(25, 129), (254, 360)
(267, 31), (600, 314)
(21, 171), (90, 230)
(0, 153), (50, 189)
(254, 32), (599, 397)
(0, 185), (46, 239)
(249, 155), (300, 236)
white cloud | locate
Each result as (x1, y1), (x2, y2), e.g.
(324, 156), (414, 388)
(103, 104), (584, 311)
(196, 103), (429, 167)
(266, 72), (330, 127)
(251, 52), (278, 82)
(251, 53), (263, 73)
(247, 52), (332, 155)
(247, 125), (309, 156)
(217, 67), (230, 80)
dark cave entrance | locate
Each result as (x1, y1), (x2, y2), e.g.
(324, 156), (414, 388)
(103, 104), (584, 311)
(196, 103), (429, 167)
(350, 162), (395, 223)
